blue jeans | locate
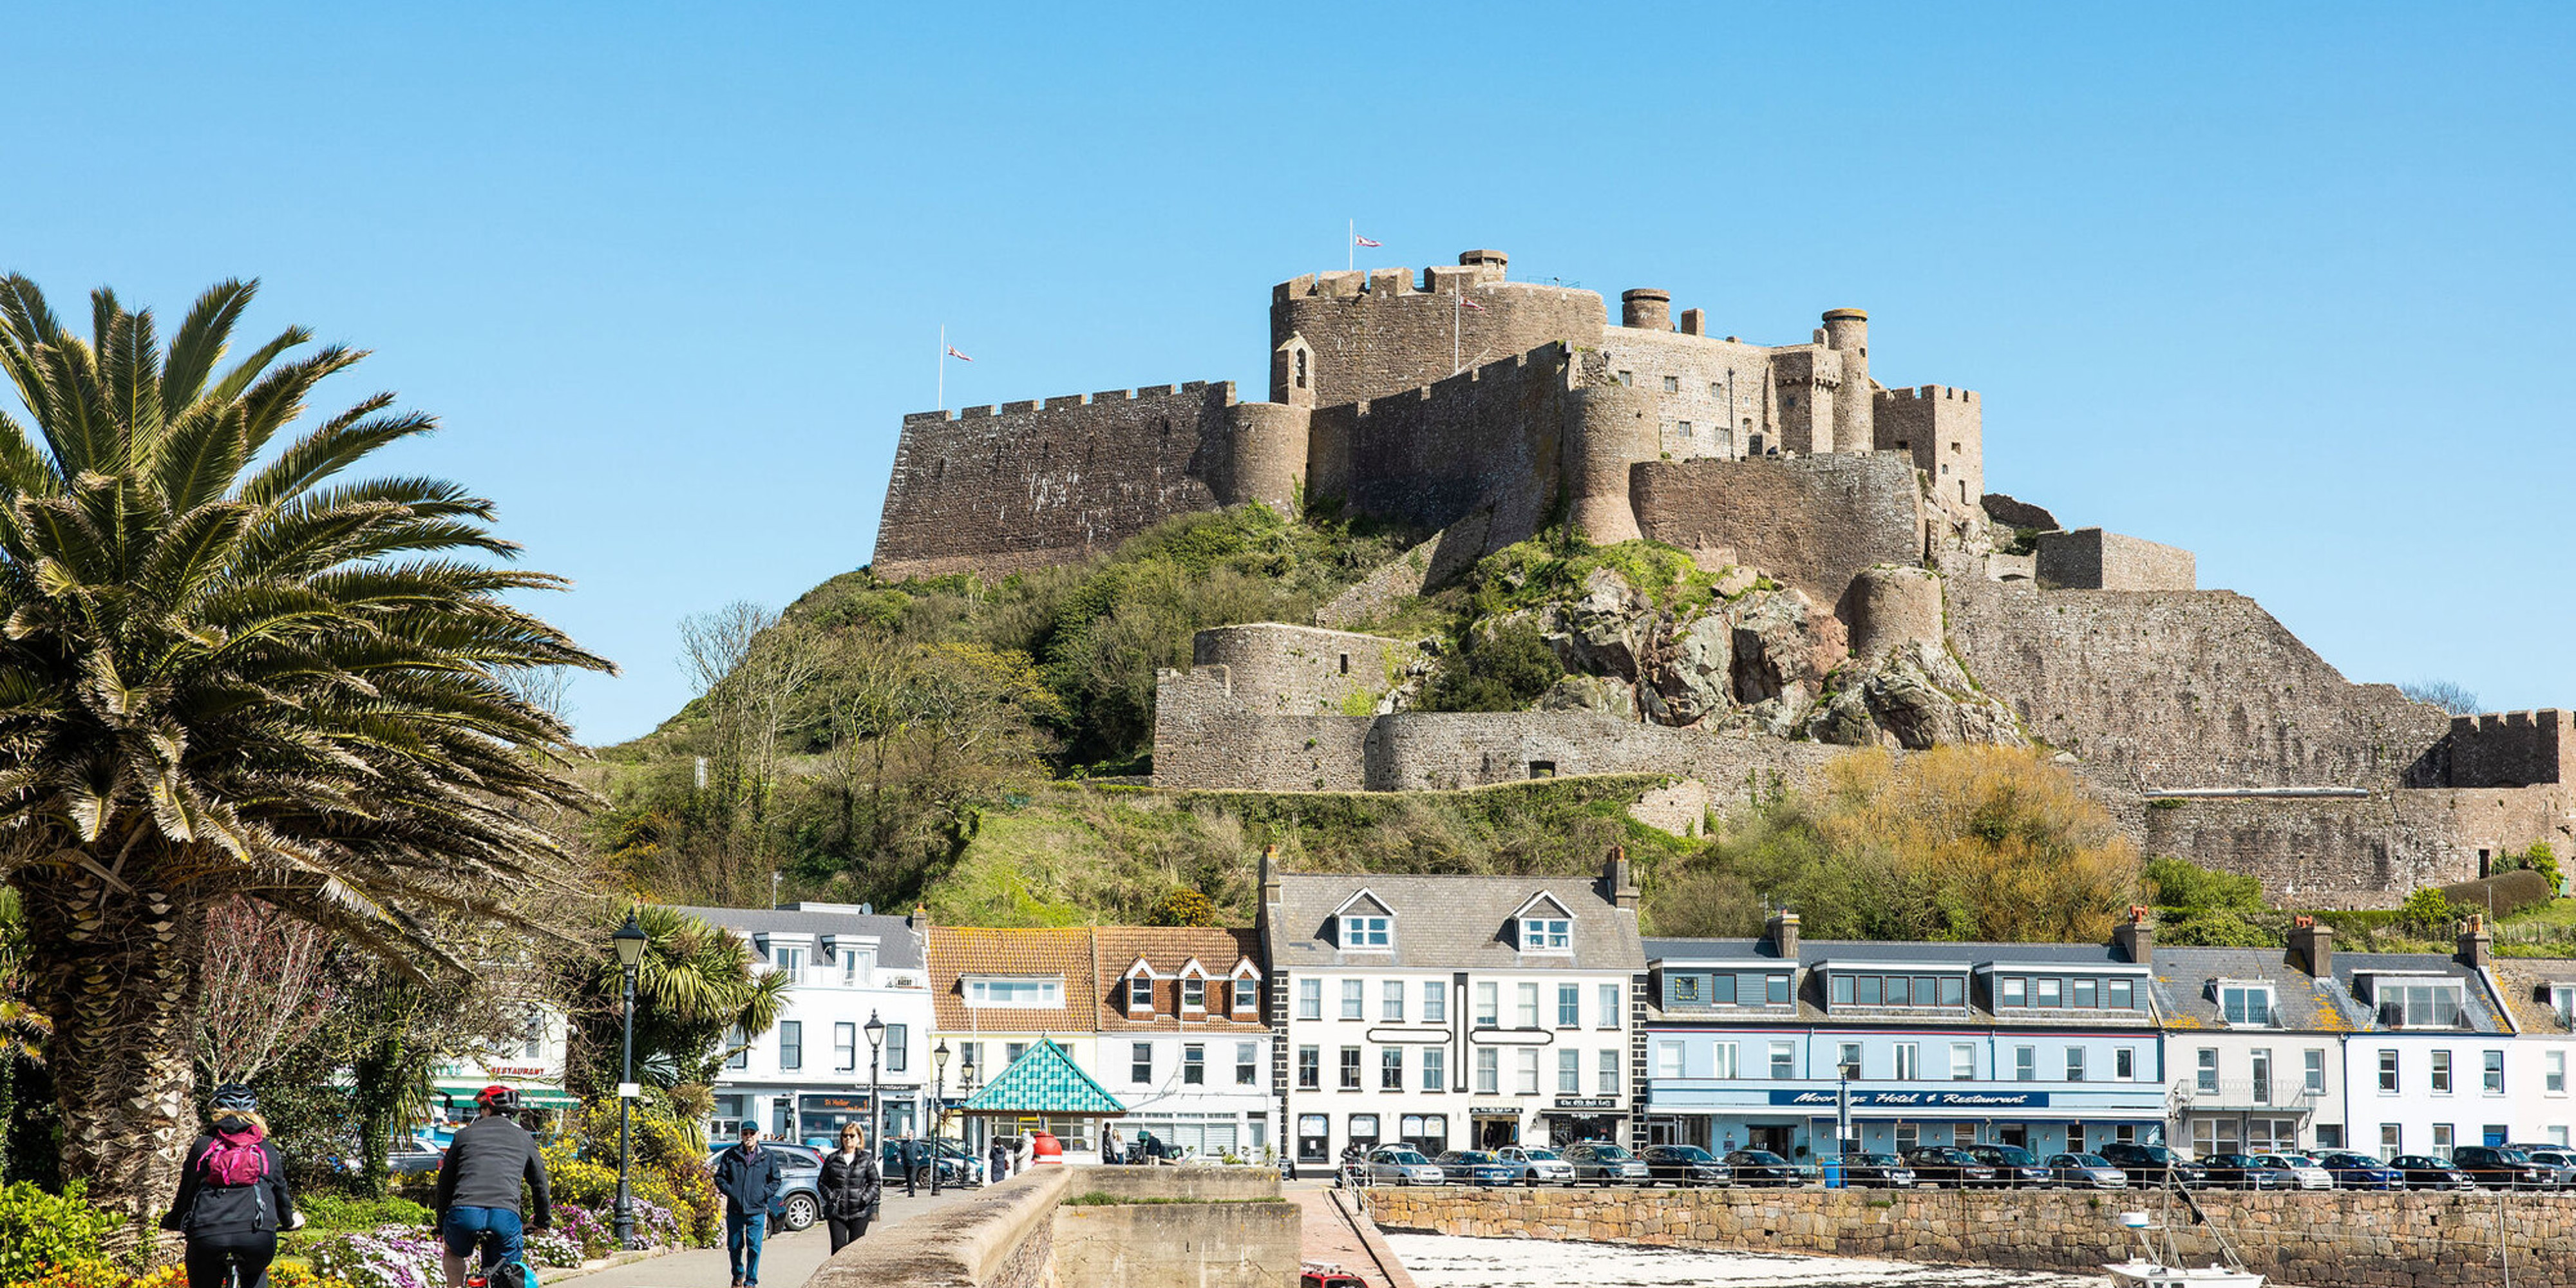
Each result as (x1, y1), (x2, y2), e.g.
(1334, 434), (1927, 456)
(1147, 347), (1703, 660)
(441, 1206), (524, 1268)
(725, 1211), (766, 1285)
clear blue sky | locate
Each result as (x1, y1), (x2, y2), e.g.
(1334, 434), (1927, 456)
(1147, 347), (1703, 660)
(6, 3), (2569, 743)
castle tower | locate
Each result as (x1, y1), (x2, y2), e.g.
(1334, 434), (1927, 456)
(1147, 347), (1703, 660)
(1621, 289), (1672, 331)
(1271, 249), (1606, 407)
(1821, 308), (1871, 455)
(1564, 382), (1659, 544)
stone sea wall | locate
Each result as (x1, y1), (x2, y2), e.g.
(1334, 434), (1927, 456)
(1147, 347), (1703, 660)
(1367, 1186), (2576, 1288)
(804, 1165), (1295, 1288)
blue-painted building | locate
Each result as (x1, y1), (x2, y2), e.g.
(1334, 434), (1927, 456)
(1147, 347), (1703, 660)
(1643, 912), (2170, 1162)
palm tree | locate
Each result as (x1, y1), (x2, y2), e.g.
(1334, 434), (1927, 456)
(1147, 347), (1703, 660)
(570, 904), (789, 1099)
(0, 277), (612, 1229)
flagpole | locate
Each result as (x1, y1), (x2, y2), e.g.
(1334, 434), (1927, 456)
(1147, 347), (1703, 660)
(938, 324), (945, 411)
(1348, 220), (1354, 273)
(1454, 290), (1461, 375)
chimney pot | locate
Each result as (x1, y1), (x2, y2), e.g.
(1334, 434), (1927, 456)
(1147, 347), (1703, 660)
(1766, 909), (1801, 960)
(2459, 913), (2494, 971)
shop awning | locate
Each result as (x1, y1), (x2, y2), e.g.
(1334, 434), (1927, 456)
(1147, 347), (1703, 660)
(960, 1037), (1126, 1118)
(433, 1080), (580, 1111)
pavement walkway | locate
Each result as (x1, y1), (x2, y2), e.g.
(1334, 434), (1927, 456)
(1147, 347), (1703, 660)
(555, 1182), (980, 1288)
(1285, 1180), (1419, 1288)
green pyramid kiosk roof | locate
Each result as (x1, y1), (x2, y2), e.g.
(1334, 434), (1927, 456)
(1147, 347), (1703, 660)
(961, 1037), (1126, 1117)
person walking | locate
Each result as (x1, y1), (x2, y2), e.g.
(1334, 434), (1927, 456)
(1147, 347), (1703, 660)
(162, 1085), (301, 1288)
(817, 1123), (880, 1253)
(897, 1128), (922, 1197)
(433, 1086), (551, 1288)
(713, 1123), (782, 1288)
(1103, 1124), (1124, 1166)
(988, 1136), (1010, 1182)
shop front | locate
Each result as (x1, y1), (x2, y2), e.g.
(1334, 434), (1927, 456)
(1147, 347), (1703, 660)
(1540, 1096), (1624, 1148)
(1647, 1086), (2169, 1164)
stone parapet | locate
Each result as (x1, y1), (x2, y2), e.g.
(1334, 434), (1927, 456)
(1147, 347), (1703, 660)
(1366, 1185), (2576, 1288)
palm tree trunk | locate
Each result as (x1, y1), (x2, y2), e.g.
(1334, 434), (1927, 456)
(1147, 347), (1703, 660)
(17, 859), (207, 1249)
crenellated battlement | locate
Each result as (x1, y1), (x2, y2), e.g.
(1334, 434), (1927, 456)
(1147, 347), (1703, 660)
(1341, 343), (1566, 422)
(2428, 708), (2570, 788)
(1879, 384), (1980, 405)
(902, 380), (1233, 424)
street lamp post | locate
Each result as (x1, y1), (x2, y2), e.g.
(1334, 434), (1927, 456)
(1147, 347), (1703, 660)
(960, 1053), (979, 1178)
(611, 912), (650, 1249)
(863, 1009), (886, 1181)
(931, 1040), (951, 1194)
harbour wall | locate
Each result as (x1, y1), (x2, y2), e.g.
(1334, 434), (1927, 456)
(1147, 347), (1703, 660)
(1367, 1185), (2576, 1288)
(804, 1164), (1297, 1288)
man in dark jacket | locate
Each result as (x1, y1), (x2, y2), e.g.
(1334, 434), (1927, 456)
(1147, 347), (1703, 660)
(898, 1128), (924, 1197)
(713, 1123), (782, 1288)
(435, 1086), (551, 1288)
(988, 1137), (1010, 1182)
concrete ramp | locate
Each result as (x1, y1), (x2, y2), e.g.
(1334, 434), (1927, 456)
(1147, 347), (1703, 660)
(1287, 1188), (1419, 1288)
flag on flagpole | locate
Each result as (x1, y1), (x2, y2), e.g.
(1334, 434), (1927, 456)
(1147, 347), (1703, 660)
(1352, 234), (1382, 248)
(945, 345), (974, 362)
(1458, 296), (1485, 312)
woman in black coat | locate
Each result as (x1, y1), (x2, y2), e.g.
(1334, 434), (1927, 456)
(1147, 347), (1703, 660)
(817, 1122), (882, 1252)
(161, 1086), (301, 1288)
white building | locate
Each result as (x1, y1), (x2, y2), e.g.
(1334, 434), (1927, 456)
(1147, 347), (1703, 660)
(430, 1004), (574, 1140)
(2154, 930), (2349, 1156)
(677, 903), (936, 1149)
(2494, 956), (2576, 1148)
(1095, 925), (1273, 1160)
(2331, 921), (2522, 1161)
(928, 922), (1108, 1157)
(1262, 849), (1647, 1172)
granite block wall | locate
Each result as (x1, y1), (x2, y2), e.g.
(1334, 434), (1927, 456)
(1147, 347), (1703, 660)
(2114, 790), (2570, 909)
(1191, 624), (1415, 717)
(1307, 345), (1576, 545)
(1271, 265), (1604, 408)
(1628, 453), (1925, 607)
(2036, 527), (2196, 591)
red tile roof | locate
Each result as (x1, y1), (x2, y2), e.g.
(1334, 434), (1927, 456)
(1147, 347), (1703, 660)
(1094, 926), (1265, 1032)
(928, 925), (1099, 1030)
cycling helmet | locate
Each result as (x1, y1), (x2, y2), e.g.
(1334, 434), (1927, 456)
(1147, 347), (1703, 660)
(210, 1084), (260, 1113)
(475, 1084), (522, 1112)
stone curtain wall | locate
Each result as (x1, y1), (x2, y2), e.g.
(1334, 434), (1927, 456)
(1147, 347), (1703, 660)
(1309, 345), (1577, 546)
(2116, 785), (2575, 909)
(1945, 578), (2452, 790)
(1191, 625), (1414, 717)
(1151, 666), (1374, 793)
(2036, 528), (2197, 591)
(2431, 710), (2575, 789)
(1367, 1186), (2576, 1288)
(873, 383), (1236, 580)
(1629, 453), (1925, 609)
(1272, 269), (1605, 408)
(1361, 711), (1843, 794)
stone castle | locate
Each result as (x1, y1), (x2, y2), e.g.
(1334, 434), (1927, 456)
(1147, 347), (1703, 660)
(874, 249), (2573, 908)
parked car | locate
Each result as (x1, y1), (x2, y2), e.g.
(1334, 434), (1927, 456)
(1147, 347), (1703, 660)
(1964, 1144), (2052, 1188)
(387, 1138), (446, 1175)
(2199, 1153), (2295, 1191)
(1562, 1141), (1651, 1186)
(1637, 1144), (1732, 1187)
(1721, 1149), (1799, 1187)
(1900, 1147), (2000, 1188)
(2247, 1153), (2335, 1191)
(1302, 1265), (1367, 1288)
(2315, 1151), (2407, 1191)
(1832, 1153), (1918, 1188)
(2508, 1144), (2576, 1189)
(2044, 1153), (2130, 1189)
(2451, 1146), (2559, 1190)
(880, 1138), (980, 1190)
(2097, 1142), (2210, 1188)
(2387, 1154), (2477, 1191)
(1363, 1145), (1446, 1186)
(1434, 1150), (1524, 1186)
(706, 1143), (824, 1231)
(1495, 1145), (1575, 1186)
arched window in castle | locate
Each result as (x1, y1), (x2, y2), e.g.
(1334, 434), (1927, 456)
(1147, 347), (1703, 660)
(1295, 349), (1309, 390)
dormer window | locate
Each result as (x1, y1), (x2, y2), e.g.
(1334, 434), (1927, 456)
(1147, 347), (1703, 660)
(1522, 917), (1571, 952)
(2364, 976), (2465, 1028)
(772, 945), (806, 978)
(1343, 915), (1391, 949)
(1183, 977), (1206, 1012)
(1230, 961), (1261, 1017)
(2550, 985), (2576, 1030)
(965, 976), (1062, 1008)
(2214, 981), (2274, 1027)
(1128, 976), (1155, 1016)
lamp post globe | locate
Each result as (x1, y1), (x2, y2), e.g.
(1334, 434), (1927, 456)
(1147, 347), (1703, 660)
(863, 1009), (886, 1182)
(611, 910), (649, 1249)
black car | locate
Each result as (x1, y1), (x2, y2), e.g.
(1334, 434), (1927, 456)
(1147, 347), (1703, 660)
(2198, 1153), (2293, 1191)
(2098, 1142), (2210, 1188)
(1638, 1144), (1732, 1187)
(2452, 1146), (2559, 1190)
(1900, 1146), (2000, 1187)
(1832, 1153), (1917, 1188)
(1964, 1144), (2052, 1188)
(880, 1137), (980, 1190)
(2387, 1154), (2476, 1190)
(1720, 1149), (1799, 1187)
(1434, 1150), (1524, 1186)
(2314, 1151), (2406, 1191)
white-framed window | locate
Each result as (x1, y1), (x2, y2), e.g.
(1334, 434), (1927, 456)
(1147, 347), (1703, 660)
(1342, 915), (1392, 949)
(1341, 980), (1365, 1019)
(1599, 983), (1622, 1028)
(2553, 986), (2576, 1029)
(2380, 1123), (2401, 1160)
(2000, 976), (2027, 1007)
(965, 976), (1062, 1008)
(2250, 1049), (2271, 1103)
(1558, 1048), (1581, 1092)
(1340, 1046), (1361, 1090)
(1522, 917), (1571, 952)
(1132, 1041), (1153, 1084)
(2218, 983), (2274, 1027)
(2432, 1050), (2454, 1094)
(1598, 1048), (1619, 1095)
(1296, 1046), (1320, 1089)
(2115, 1046), (2137, 1081)
(2432, 1122), (2455, 1159)
(1893, 1043), (1920, 1080)
(772, 945), (806, 978)
(1232, 976), (1259, 1017)
(885, 1023), (907, 1072)
(1382, 980), (1405, 1021)
(1183, 1044), (1205, 1085)
(838, 947), (873, 986)
(2549, 1049), (2568, 1094)
(1951, 1043), (1976, 1081)
(1659, 1041), (1687, 1079)
(1477, 1047), (1500, 1094)
(1475, 982), (1499, 1027)
(1839, 1043), (1862, 1080)
(2304, 1048), (2326, 1095)
(1423, 980), (1447, 1023)
(1236, 1041), (1259, 1086)
(1128, 974), (1155, 1017)
(1517, 1047), (1540, 1094)
(1297, 978), (1321, 1021)
(2066, 1047), (2087, 1083)
(2197, 1048), (2219, 1094)
(2483, 1050), (2505, 1094)
(1770, 1040), (1795, 1079)
(1182, 977), (1206, 1012)
(1710, 1041), (1738, 1079)
(1558, 983), (1580, 1028)
(2015, 1045), (2035, 1083)
(1422, 1046), (1446, 1091)
(1381, 1046), (1403, 1090)
(835, 1022), (856, 1072)
(1517, 983), (1540, 1028)
(2378, 1048), (2399, 1092)
(2371, 979), (2465, 1028)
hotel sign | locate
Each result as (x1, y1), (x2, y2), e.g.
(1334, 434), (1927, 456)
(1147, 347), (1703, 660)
(1769, 1089), (2050, 1108)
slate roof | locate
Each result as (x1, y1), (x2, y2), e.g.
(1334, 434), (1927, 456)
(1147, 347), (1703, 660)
(2490, 957), (2576, 1034)
(1094, 926), (1266, 1033)
(2149, 945), (2361, 1034)
(1646, 936), (2156, 1030)
(960, 1037), (1126, 1117)
(1267, 871), (1643, 972)
(2329, 951), (2510, 1034)
(667, 903), (926, 971)
(929, 925), (1100, 1030)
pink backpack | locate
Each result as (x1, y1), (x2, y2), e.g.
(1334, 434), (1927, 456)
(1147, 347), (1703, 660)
(202, 1126), (268, 1186)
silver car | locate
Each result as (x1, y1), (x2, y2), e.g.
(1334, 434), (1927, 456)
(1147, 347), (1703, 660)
(2044, 1153), (2130, 1189)
(1495, 1145), (1576, 1185)
(2249, 1152), (2336, 1191)
(1364, 1144), (1446, 1186)
(1562, 1141), (1652, 1186)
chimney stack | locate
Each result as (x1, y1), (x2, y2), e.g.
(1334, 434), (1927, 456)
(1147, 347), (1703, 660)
(2113, 905), (2154, 966)
(2459, 913), (2494, 971)
(1766, 909), (1801, 960)
(1679, 308), (1707, 337)
(1603, 846), (1638, 911)
(2288, 915), (2334, 979)
(1258, 844), (1282, 913)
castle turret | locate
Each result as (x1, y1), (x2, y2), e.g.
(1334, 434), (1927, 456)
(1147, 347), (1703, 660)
(1271, 249), (1605, 406)
(1565, 381), (1659, 544)
(1622, 289), (1672, 332)
(1222, 399), (1311, 516)
(1822, 308), (1871, 455)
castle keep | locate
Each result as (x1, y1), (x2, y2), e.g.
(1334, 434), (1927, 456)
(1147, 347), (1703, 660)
(873, 249), (2573, 907)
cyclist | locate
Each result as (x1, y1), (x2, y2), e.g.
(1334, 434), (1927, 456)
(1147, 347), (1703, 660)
(434, 1086), (553, 1288)
(162, 1084), (301, 1288)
